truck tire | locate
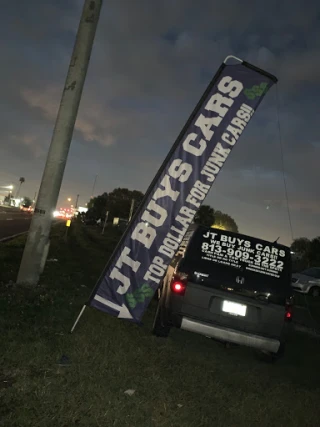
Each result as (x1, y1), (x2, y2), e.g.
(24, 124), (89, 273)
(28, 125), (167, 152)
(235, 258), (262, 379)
(152, 303), (171, 338)
(309, 287), (320, 297)
(256, 343), (285, 363)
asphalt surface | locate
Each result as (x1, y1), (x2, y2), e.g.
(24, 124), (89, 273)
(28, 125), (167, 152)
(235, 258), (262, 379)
(0, 206), (32, 241)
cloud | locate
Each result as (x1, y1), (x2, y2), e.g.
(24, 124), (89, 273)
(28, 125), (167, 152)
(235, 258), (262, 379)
(1, 0), (320, 243)
(20, 85), (116, 146)
(10, 134), (46, 159)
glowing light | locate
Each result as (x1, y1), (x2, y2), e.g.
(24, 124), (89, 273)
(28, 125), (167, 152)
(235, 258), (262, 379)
(211, 224), (226, 230)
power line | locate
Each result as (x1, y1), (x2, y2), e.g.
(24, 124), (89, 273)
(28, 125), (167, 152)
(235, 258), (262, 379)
(275, 84), (295, 242)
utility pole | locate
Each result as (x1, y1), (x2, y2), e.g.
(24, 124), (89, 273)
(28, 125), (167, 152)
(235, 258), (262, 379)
(91, 174), (98, 199)
(75, 194), (80, 209)
(101, 210), (109, 235)
(128, 198), (135, 222)
(32, 192), (37, 209)
(17, 0), (103, 286)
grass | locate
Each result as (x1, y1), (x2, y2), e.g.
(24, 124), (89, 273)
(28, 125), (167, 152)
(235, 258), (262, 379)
(292, 291), (320, 330)
(1, 222), (320, 426)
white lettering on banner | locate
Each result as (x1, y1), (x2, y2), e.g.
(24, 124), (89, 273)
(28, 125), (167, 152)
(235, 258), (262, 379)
(132, 160), (193, 248)
(131, 223), (156, 249)
(168, 159), (193, 183)
(195, 114), (222, 141)
(144, 256), (167, 284)
(195, 79), (243, 143)
(175, 214), (190, 229)
(183, 133), (207, 156)
(241, 103), (254, 113)
(163, 235), (179, 251)
(231, 117), (246, 131)
(205, 93), (233, 117)
(151, 160), (193, 203)
(217, 76), (243, 98)
(185, 194), (200, 209)
(112, 75), (247, 296)
(227, 124), (242, 139)
(171, 226), (186, 239)
(221, 132), (236, 146)
(110, 268), (130, 294)
(159, 244), (174, 258)
(222, 104), (254, 147)
(145, 203), (197, 282)
(110, 247), (141, 295)
(200, 143), (230, 183)
(159, 226), (185, 258)
(180, 206), (197, 220)
(236, 108), (252, 122)
(153, 175), (179, 202)
(201, 104), (254, 183)
(141, 200), (168, 227)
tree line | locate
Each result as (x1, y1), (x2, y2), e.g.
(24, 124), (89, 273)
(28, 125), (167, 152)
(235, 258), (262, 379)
(291, 237), (320, 272)
(86, 188), (238, 232)
(86, 189), (320, 272)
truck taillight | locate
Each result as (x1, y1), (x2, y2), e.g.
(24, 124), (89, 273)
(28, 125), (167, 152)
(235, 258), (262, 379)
(170, 274), (188, 296)
(285, 302), (293, 322)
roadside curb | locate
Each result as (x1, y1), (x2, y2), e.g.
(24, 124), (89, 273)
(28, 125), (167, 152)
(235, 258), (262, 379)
(0, 221), (61, 243)
(0, 231), (28, 243)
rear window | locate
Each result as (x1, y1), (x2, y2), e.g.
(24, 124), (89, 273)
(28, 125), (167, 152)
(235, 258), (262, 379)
(181, 226), (291, 292)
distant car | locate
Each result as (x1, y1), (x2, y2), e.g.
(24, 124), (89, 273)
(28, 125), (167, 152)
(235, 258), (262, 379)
(20, 204), (33, 213)
(291, 268), (320, 297)
(83, 217), (98, 226)
(153, 225), (293, 361)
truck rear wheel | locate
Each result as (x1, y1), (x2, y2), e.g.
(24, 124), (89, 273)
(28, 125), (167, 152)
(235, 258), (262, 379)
(152, 303), (171, 338)
(256, 343), (285, 363)
(310, 287), (320, 297)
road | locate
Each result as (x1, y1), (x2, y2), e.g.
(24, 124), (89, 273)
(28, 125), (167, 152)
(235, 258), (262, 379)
(0, 206), (32, 241)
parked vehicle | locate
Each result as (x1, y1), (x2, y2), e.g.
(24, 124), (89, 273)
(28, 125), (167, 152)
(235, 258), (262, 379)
(291, 268), (320, 297)
(153, 225), (293, 360)
(83, 217), (99, 226)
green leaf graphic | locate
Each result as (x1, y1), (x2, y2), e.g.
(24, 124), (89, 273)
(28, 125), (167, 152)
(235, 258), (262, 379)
(243, 82), (269, 100)
(125, 283), (155, 308)
(126, 293), (137, 309)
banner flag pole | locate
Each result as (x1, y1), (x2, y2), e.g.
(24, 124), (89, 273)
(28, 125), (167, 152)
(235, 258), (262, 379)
(70, 305), (87, 333)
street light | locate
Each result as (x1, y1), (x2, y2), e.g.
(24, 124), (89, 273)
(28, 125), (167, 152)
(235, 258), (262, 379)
(67, 198), (71, 202)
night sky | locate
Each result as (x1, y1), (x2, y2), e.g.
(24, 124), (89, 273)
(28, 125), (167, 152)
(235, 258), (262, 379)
(1, 0), (319, 246)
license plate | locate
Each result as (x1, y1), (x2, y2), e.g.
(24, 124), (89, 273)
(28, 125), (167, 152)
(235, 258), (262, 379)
(222, 300), (247, 316)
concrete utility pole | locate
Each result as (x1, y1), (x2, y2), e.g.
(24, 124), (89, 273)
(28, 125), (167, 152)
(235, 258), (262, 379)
(17, 0), (103, 285)
(128, 198), (135, 222)
(91, 174), (98, 198)
(75, 194), (80, 209)
(32, 192), (37, 209)
(101, 210), (109, 235)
